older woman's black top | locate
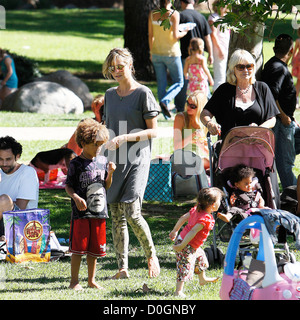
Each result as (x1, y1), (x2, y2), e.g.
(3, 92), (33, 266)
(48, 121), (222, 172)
(204, 81), (279, 139)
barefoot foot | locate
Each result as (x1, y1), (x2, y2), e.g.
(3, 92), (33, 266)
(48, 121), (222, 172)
(111, 269), (129, 280)
(217, 212), (231, 223)
(199, 276), (219, 286)
(174, 291), (186, 298)
(69, 283), (84, 291)
(88, 281), (104, 289)
(148, 256), (160, 278)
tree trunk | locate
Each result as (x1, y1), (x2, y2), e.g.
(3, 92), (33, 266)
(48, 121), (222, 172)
(123, 0), (158, 80)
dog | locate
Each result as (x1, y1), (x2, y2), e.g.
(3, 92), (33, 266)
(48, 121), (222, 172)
(30, 148), (77, 184)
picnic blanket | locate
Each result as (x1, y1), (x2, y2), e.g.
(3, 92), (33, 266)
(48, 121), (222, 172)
(38, 169), (67, 189)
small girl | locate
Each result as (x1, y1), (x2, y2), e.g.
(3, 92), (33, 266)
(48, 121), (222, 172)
(292, 27), (300, 107)
(217, 164), (265, 223)
(183, 37), (214, 97)
(169, 187), (223, 298)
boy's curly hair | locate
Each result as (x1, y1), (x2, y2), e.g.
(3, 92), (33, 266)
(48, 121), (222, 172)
(75, 118), (109, 148)
(197, 187), (223, 211)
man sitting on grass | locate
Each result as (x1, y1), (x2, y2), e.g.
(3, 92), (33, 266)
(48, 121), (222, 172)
(0, 136), (39, 240)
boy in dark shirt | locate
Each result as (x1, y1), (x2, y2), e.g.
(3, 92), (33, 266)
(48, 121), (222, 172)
(65, 118), (116, 290)
(261, 34), (297, 188)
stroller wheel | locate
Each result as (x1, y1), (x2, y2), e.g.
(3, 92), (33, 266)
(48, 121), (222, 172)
(204, 247), (214, 267)
(215, 247), (225, 266)
(205, 245), (225, 267)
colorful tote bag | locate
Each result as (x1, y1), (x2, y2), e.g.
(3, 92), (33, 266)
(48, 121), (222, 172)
(3, 209), (51, 263)
(144, 158), (173, 202)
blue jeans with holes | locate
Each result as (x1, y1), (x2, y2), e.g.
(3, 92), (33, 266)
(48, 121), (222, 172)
(273, 118), (297, 189)
(151, 54), (183, 108)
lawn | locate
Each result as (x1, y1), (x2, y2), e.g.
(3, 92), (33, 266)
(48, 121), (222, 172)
(0, 8), (300, 303)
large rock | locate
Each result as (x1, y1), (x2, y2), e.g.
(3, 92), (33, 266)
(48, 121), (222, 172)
(36, 70), (93, 108)
(2, 81), (84, 114)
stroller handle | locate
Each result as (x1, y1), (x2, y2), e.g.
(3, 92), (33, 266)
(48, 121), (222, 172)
(206, 132), (214, 185)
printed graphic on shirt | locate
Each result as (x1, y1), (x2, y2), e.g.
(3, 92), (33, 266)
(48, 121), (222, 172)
(66, 156), (108, 219)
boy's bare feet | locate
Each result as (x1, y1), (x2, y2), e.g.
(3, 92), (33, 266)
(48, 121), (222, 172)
(69, 283), (84, 291)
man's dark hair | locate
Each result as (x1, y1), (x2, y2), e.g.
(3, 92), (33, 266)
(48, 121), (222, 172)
(0, 136), (22, 157)
(274, 34), (293, 58)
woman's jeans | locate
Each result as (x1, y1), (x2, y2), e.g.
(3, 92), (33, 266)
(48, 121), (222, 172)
(152, 54), (184, 108)
(273, 118), (297, 189)
(110, 198), (156, 270)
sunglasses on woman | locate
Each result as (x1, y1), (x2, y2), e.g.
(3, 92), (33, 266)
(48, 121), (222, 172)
(235, 64), (254, 71)
(186, 101), (197, 109)
(108, 64), (126, 73)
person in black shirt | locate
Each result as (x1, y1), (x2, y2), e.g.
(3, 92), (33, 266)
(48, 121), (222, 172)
(200, 49), (279, 140)
(261, 34), (297, 189)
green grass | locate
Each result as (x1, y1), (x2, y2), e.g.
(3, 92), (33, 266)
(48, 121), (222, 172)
(1, 9), (124, 75)
(0, 192), (224, 300)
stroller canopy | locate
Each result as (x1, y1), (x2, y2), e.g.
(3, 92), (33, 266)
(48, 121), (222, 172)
(218, 126), (275, 175)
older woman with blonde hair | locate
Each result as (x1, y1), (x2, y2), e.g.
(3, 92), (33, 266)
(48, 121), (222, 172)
(173, 90), (209, 170)
(200, 49), (279, 139)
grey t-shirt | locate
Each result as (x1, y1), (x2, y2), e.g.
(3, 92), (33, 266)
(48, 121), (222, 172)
(103, 85), (159, 204)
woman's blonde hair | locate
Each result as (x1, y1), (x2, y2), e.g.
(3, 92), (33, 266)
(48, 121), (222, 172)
(185, 90), (208, 135)
(75, 118), (109, 148)
(226, 49), (256, 85)
(102, 47), (135, 80)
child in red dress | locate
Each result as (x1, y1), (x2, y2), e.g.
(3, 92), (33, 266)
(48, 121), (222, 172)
(169, 187), (223, 297)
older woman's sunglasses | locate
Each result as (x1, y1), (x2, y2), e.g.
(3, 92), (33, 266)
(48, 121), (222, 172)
(235, 64), (254, 71)
(108, 64), (126, 73)
(186, 101), (197, 109)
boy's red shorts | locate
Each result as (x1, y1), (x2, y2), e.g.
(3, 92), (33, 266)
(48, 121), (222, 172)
(69, 218), (106, 257)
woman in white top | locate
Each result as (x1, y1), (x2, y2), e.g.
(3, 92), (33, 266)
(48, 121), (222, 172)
(208, 0), (230, 92)
(148, 0), (188, 119)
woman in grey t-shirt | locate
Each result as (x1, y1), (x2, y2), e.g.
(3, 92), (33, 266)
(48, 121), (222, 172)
(102, 48), (160, 279)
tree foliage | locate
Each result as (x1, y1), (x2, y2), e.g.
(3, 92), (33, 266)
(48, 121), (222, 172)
(193, 0), (299, 38)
